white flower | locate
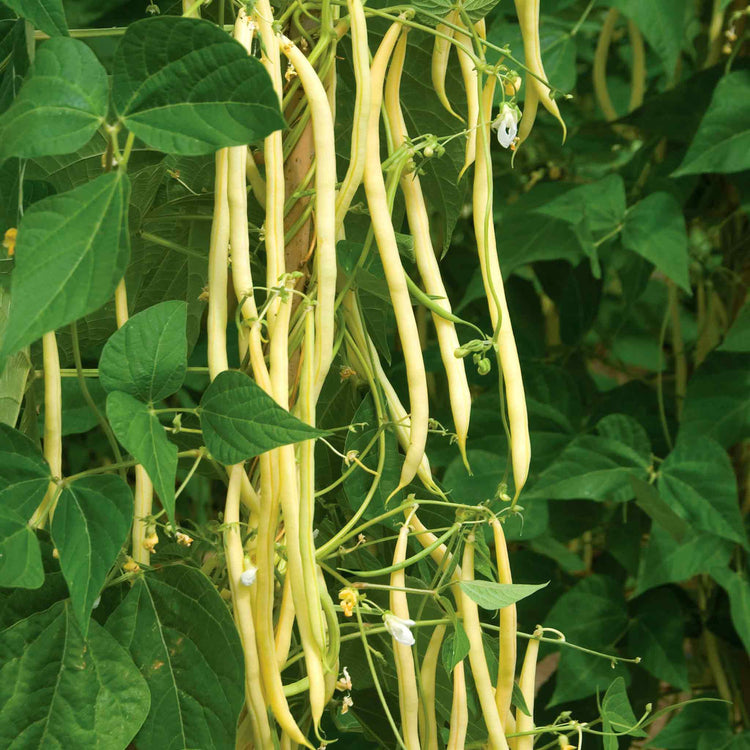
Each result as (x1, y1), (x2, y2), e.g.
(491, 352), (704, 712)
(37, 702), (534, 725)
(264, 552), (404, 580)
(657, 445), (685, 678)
(336, 666), (352, 692)
(492, 103), (519, 149)
(384, 613), (416, 646)
(240, 565), (257, 587)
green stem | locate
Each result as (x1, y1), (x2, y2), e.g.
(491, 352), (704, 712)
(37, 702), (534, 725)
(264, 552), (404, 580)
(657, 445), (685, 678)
(342, 523), (461, 578)
(70, 321), (126, 479)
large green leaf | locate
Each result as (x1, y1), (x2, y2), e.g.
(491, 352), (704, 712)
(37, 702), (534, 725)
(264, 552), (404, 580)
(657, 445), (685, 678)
(0, 288), (30, 427)
(524, 433), (650, 503)
(0, 422), (50, 498)
(0, 600), (149, 748)
(648, 700), (732, 749)
(545, 575), (628, 647)
(719, 302), (750, 352)
(545, 575), (630, 705)
(601, 677), (646, 746)
(606, 0), (686, 74)
(637, 523), (733, 593)
(622, 193), (690, 292)
(674, 71), (750, 177)
(1, 172), (131, 358)
(627, 588), (690, 690)
(458, 580), (548, 610)
(658, 436), (746, 547)
(0, 496), (43, 589)
(198, 370), (325, 465)
(111, 17), (285, 155)
(99, 300), (188, 403)
(0, 424), (50, 586)
(712, 567), (750, 655)
(2, 0), (68, 37)
(106, 391), (177, 522)
(106, 566), (245, 750)
(535, 174), (627, 242)
(50, 475), (132, 636)
(0, 38), (107, 163)
(681, 352), (750, 448)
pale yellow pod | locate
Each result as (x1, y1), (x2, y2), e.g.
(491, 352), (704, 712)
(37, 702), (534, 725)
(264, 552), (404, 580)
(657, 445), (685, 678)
(432, 10), (463, 120)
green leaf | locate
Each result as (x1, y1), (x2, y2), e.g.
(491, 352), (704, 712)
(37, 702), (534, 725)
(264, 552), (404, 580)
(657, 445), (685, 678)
(511, 681), (531, 717)
(199, 369), (325, 465)
(0, 423), (50, 502)
(525, 433), (650, 503)
(99, 300), (188, 403)
(681, 352), (750, 448)
(658, 436), (746, 547)
(674, 71), (750, 177)
(43, 376), (107, 436)
(548, 647), (630, 707)
(106, 566), (245, 750)
(648, 699), (731, 749)
(596, 414), (652, 463)
(628, 589), (690, 690)
(0, 600), (150, 748)
(0, 288), (30, 427)
(606, 0), (685, 74)
(494, 212), (588, 277)
(112, 17), (285, 155)
(546, 575), (628, 647)
(2, 0), (68, 37)
(1, 172), (131, 358)
(458, 580), (548, 610)
(51, 475), (132, 636)
(631, 476), (690, 544)
(441, 619), (470, 674)
(622, 193), (690, 292)
(637, 523), (733, 594)
(536, 174), (627, 241)
(0, 499), (43, 588)
(602, 677), (646, 737)
(0, 38), (107, 163)
(106, 392), (177, 522)
(343, 394), (401, 519)
(711, 567), (750, 655)
(719, 302), (750, 352)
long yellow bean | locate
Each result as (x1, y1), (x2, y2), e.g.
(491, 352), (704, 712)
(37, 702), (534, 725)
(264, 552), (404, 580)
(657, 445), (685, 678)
(419, 624), (446, 749)
(364, 21), (429, 491)
(492, 518), (517, 729)
(385, 32), (473, 470)
(473, 78), (531, 499)
(446, 660), (468, 750)
(390, 521), (421, 749)
(432, 10), (462, 120)
(461, 533), (510, 750)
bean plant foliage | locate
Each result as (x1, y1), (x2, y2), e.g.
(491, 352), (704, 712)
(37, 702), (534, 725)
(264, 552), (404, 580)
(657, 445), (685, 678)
(0, 0), (747, 748)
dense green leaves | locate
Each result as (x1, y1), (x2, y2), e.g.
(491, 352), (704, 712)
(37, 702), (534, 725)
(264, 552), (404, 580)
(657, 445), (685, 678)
(601, 677), (646, 748)
(622, 193), (690, 292)
(199, 370), (325, 464)
(51, 475), (132, 635)
(458, 580), (548, 610)
(0, 38), (107, 163)
(111, 17), (285, 155)
(628, 588), (690, 689)
(0, 600), (149, 748)
(99, 300), (188, 403)
(712, 568), (750, 654)
(106, 392), (177, 522)
(1, 172), (130, 358)
(680, 352), (750, 448)
(658, 436), (746, 547)
(525, 427), (650, 503)
(0, 425), (51, 588)
(674, 71), (750, 177)
(2, 0), (68, 37)
(106, 566), (245, 750)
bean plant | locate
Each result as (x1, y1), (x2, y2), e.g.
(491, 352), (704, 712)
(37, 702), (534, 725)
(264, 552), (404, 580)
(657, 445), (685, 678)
(0, 0), (747, 748)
